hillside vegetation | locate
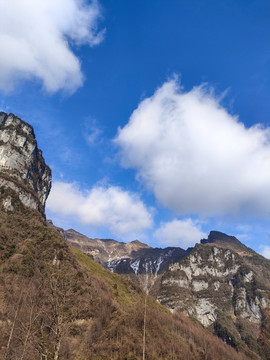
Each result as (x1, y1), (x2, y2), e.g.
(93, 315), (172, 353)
(0, 189), (252, 360)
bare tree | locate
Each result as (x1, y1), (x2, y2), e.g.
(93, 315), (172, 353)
(4, 290), (23, 360)
(142, 291), (147, 360)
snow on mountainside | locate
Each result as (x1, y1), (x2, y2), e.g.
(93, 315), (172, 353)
(62, 228), (188, 275)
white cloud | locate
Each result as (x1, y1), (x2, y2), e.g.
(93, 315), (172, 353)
(235, 233), (249, 241)
(259, 245), (270, 259)
(0, 0), (104, 93)
(83, 117), (103, 146)
(154, 218), (207, 248)
(115, 78), (270, 218)
(46, 181), (153, 237)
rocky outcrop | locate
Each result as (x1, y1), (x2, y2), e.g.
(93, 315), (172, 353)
(156, 231), (270, 357)
(0, 112), (51, 215)
(158, 244), (265, 325)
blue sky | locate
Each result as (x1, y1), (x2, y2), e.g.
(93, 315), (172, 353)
(1, 0), (270, 256)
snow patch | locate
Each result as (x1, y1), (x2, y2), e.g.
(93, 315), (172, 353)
(130, 259), (141, 274)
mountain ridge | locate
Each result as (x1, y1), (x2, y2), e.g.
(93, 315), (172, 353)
(60, 225), (270, 358)
(60, 225), (188, 275)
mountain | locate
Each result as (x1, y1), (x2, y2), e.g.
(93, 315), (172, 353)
(63, 227), (188, 275)
(59, 225), (270, 358)
(0, 113), (251, 359)
(52, 227), (270, 358)
(157, 231), (270, 359)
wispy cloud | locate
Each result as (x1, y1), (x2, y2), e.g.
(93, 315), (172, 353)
(46, 181), (153, 238)
(115, 78), (270, 218)
(154, 218), (207, 249)
(83, 117), (103, 146)
(259, 245), (270, 259)
(0, 0), (104, 93)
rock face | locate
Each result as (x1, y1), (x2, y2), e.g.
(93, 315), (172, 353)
(63, 228), (187, 275)
(157, 231), (270, 356)
(0, 112), (51, 214)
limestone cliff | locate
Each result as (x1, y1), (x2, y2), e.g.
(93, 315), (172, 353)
(157, 231), (270, 357)
(0, 112), (51, 215)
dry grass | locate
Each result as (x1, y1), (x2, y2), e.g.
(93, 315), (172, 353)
(0, 191), (256, 359)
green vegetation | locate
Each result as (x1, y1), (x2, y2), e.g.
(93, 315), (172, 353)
(72, 247), (142, 306)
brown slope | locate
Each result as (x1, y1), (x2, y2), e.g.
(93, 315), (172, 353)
(0, 192), (251, 360)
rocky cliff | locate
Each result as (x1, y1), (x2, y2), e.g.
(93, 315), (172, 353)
(156, 231), (270, 358)
(0, 112), (51, 215)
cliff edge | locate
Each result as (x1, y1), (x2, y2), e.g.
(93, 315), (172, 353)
(0, 112), (51, 215)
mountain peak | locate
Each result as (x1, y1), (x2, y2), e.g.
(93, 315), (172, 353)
(200, 230), (256, 258)
(129, 239), (150, 248)
(201, 230), (241, 245)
